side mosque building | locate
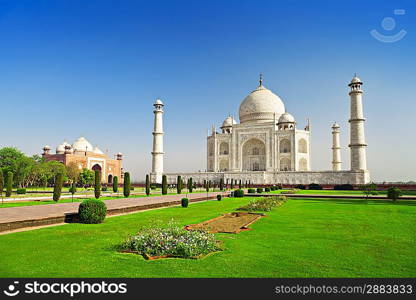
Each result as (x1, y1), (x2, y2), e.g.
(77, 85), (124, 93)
(42, 136), (124, 184)
(150, 75), (370, 185)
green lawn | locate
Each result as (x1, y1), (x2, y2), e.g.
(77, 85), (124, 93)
(0, 197), (415, 277)
(269, 189), (416, 196)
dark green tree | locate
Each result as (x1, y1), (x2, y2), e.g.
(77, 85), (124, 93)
(219, 178), (224, 191)
(6, 171), (13, 197)
(188, 177), (193, 193)
(69, 182), (77, 202)
(113, 176), (118, 193)
(387, 187), (402, 202)
(239, 179), (242, 189)
(123, 172), (131, 197)
(145, 174), (150, 196)
(53, 173), (63, 202)
(162, 175), (168, 195)
(94, 170), (101, 199)
(230, 179), (234, 189)
(0, 169), (4, 204)
(177, 175), (182, 194)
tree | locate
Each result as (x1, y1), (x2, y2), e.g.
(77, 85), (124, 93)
(219, 178), (224, 191)
(239, 180), (242, 189)
(177, 175), (182, 194)
(6, 171), (13, 197)
(69, 182), (77, 202)
(0, 169), (4, 204)
(206, 180), (211, 192)
(230, 179), (234, 189)
(162, 175), (167, 195)
(188, 177), (193, 193)
(79, 168), (94, 188)
(387, 187), (402, 202)
(123, 172), (131, 197)
(53, 173), (63, 202)
(113, 176), (118, 193)
(66, 162), (81, 184)
(145, 174), (150, 196)
(362, 182), (377, 199)
(94, 170), (101, 199)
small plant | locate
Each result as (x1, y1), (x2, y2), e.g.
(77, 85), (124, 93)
(124, 172), (131, 197)
(78, 199), (107, 224)
(101, 186), (108, 191)
(237, 196), (287, 212)
(362, 182), (377, 199)
(256, 187), (263, 193)
(387, 187), (402, 202)
(181, 198), (189, 207)
(234, 189), (244, 197)
(53, 173), (63, 202)
(247, 188), (256, 194)
(130, 187), (135, 191)
(265, 187), (271, 192)
(69, 183), (77, 202)
(16, 188), (26, 194)
(308, 183), (322, 190)
(217, 194), (222, 201)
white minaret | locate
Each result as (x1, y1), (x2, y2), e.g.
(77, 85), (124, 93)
(151, 98), (164, 183)
(331, 122), (341, 171)
(348, 75), (367, 171)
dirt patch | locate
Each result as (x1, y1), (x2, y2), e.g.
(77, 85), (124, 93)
(185, 212), (264, 233)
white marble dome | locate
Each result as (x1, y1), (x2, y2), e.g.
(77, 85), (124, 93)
(73, 137), (93, 152)
(350, 76), (362, 84)
(93, 146), (104, 154)
(278, 112), (295, 124)
(222, 116), (237, 128)
(239, 83), (285, 124)
(56, 141), (70, 154)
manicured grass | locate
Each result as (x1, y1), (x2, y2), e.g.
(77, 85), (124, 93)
(0, 197), (414, 277)
(269, 189), (416, 196)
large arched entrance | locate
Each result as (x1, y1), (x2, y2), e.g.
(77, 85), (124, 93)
(242, 139), (266, 171)
(92, 164), (102, 172)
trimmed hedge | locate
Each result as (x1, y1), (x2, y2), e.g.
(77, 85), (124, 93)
(334, 184), (354, 190)
(123, 172), (131, 197)
(16, 188), (26, 194)
(234, 189), (244, 197)
(181, 198), (189, 208)
(78, 199), (107, 224)
(248, 188), (256, 194)
(265, 187), (271, 192)
(256, 187), (263, 193)
(217, 194), (222, 201)
(53, 173), (63, 202)
(113, 176), (119, 193)
(295, 184), (306, 190)
(308, 183), (323, 190)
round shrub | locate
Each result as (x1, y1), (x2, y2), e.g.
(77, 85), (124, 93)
(181, 198), (189, 208)
(217, 194), (222, 201)
(248, 188), (256, 194)
(78, 199), (107, 224)
(101, 187), (108, 191)
(295, 184), (306, 190)
(256, 187), (263, 193)
(234, 189), (244, 198)
(265, 187), (271, 192)
(308, 183), (323, 190)
(16, 188), (26, 194)
(387, 187), (402, 202)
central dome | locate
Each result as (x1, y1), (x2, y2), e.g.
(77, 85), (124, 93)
(239, 81), (285, 124)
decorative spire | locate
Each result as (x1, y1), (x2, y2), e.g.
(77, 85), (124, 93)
(259, 74), (263, 86)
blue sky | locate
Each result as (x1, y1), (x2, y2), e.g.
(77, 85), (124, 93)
(0, 0), (415, 182)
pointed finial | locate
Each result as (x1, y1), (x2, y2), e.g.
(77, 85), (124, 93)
(354, 72), (357, 77)
(259, 73), (263, 86)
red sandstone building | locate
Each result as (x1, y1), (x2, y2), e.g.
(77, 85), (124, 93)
(42, 136), (123, 184)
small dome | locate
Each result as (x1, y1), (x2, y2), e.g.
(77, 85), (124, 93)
(56, 141), (70, 154)
(221, 116), (237, 128)
(43, 145), (50, 150)
(350, 76), (362, 84)
(73, 137), (93, 152)
(239, 81), (285, 124)
(278, 112), (295, 124)
(332, 122), (340, 128)
(155, 98), (164, 105)
(93, 146), (104, 155)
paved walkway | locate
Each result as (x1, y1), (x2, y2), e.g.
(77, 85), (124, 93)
(0, 191), (226, 232)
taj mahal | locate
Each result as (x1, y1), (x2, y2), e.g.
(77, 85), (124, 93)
(150, 75), (370, 185)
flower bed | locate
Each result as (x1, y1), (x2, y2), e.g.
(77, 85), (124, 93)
(120, 222), (222, 259)
(237, 196), (287, 212)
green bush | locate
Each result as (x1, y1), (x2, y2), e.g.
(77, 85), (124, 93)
(101, 187), (108, 192)
(295, 184), (306, 190)
(265, 187), (271, 192)
(53, 173), (63, 202)
(16, 188), (26, 194)
(248, 188), (256, 194)
(256, 187), (263, 193)
(162, 175), (167, 195)
(188, 178), (193, 193)
(113, 176), (118, 193)
(130, 187), (135, 191)
(308, 183), (323, 190)
(94, 170), (101, 199)
(181, 198), (189, 208)
(387, 187), (402, 202)
(234, 189), (244, 197)
(78, 199), (107, 224)
(238, 196), (287, 212)
(145, 174), (150, 196)
(217, 194), (222, 201)
(123, 172), (131, 197)
(177, 176), (182, 194)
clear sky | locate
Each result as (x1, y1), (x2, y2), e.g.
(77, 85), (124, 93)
(0, 0), (415, 182)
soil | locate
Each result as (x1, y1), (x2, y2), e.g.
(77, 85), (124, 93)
(185, 212), (264, 233)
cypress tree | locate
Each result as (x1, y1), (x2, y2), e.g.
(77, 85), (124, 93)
(69, 182), (77, 202)
(6, 171), (13, 197)
(53, 173), (63, 202)
(162, 175), (168, 195)
(0, 169), (4, 204)
(113, 176), (118, 193)
(239, 179), (242, 189)
(94, 170), (101, 199)
(230, 179), (234, 189)
(123, 172), (131, 197)
(177, 175), (182, 194)
(145, 174), (150, 196)
(219, 178), (224, 191)
(188, 177), (193, 193)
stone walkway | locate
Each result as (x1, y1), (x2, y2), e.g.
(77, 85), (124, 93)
(0, 191), (227, 233)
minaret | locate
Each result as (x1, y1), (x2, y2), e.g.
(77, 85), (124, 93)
(348, 75), (367, 171)
(331, 122), (341, 171)
(151, 98), (164, 183)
